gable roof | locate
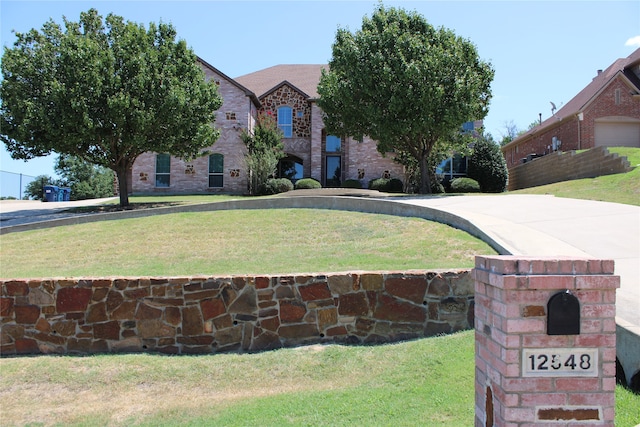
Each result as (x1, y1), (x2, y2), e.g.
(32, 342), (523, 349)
(235, 64), (328, 100)
(197, 57), (261, 107)
(503, 48), (640, 149)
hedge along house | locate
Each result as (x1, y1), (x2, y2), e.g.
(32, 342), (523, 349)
(501, 48), (640, 169)
(130, 59), (404, 195)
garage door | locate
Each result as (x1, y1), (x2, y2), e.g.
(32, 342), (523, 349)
(595, 119), (640, 148)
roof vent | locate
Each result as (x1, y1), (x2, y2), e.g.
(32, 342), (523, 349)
(597, 69), (603, 76)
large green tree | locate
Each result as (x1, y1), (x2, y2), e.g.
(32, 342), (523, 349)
(317, 4), (494, 193)
(55, 154), (114, 200)
(0, 9), (221, 206)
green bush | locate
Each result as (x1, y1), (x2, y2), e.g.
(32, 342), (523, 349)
(467, 136), (508, 193)
(294, 178), (322, 190)
(368, 178), (389, 191)
(431, 180), (445, 194)
(262, 178), (293, 195)
(342, 179), (362, 189)
(450, 177), (480, 193)
(368, 177), (404, 193)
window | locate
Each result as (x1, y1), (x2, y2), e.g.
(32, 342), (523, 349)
(209, 153), (224, 188)
(615, 89), (621, 105)
(326, 135), (341, 152)
(155, 153), (170, 187)
(462, 121), (475, 132)
(278, 106), (292, 137)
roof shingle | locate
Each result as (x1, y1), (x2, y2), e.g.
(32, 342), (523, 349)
(235, 64), (328, 99)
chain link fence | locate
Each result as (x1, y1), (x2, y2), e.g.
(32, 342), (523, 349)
(0, 170), (44, 200)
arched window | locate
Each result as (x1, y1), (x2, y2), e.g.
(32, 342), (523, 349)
(277, 106), (292, 138)
(209, 153), (224, 188)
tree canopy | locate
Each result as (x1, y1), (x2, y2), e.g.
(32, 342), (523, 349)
(0, 9), (222, 206)
(55, 154), (114, 200)
(317, 4), (494, 193)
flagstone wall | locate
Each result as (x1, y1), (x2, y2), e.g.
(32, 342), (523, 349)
(1, 270), (474, 355)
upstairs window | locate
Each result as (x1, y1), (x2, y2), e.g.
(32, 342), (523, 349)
(155, 153), (170, 187)
(326, 135), (341, 152)
(278, 106), (292, 138)
(209, 153), (224, 188)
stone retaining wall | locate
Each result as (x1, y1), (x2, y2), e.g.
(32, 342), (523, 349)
(507, 146), (631, 191)
(1, 270), (474, 355)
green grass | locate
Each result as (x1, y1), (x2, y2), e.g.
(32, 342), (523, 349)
(510, 147), (640, 206)
(0, 209), (495, 278)
(1, 331), (637, 426)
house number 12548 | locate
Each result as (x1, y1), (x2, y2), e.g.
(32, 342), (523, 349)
(522, 348), (598, 377)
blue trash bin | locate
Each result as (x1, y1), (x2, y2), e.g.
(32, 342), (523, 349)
(62, 187), (71, 201)
(57, 187), (65, 201)
(43, 185), (59, 202)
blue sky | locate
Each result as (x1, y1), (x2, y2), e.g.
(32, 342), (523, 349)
(1, 0), (639, 192)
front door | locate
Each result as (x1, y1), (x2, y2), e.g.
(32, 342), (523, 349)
(324, 134), (342, 187)
(325, 155), (341, 187)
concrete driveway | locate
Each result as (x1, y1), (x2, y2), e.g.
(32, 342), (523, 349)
(393, 194), (639, 326)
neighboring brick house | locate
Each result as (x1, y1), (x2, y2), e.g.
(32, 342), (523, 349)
(502, 48), (640, 169)
(131, 59), (403, 195)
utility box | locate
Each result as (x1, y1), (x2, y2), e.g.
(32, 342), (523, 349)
(473, 256), (619, 426)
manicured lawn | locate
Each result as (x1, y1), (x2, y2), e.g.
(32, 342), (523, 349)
(0, 209), (495, 278)
(0, 331), (637, 426)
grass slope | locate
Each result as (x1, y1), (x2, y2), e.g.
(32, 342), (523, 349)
(1, 331), (637, 426)
(0, 209), (495, 278)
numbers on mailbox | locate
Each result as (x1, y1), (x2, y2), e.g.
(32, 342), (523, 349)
(522, 349), (597, 377)
(528, 353), (591, 371)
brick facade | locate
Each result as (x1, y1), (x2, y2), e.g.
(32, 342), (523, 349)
(131, 61), (254, 195)
(130, 60), (405, 195)
(502, 49), (640, 170)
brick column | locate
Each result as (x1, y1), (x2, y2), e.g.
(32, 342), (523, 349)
(473, 256), (619, 426)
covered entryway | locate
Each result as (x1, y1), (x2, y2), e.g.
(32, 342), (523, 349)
(277, 155), (304, 183)
(595, 117), (640, 148)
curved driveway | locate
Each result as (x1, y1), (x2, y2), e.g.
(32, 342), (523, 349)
(391, 195), (639, 327)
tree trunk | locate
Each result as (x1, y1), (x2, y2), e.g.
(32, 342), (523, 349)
(418, 153), (432, 194)
(115, 165), (130, 207)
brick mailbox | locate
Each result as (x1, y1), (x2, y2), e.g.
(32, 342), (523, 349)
(473, 256), (619, 426)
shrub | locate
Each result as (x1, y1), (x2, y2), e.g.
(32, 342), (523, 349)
(387, 178), (404, 193)
(467, 135), (508, 193)
(342, 179), (362, 189)
(262, 178), (293, 195)
(431, 180), (445, 194)
(368, 178), (389, 191)
(368, 177), (404, 193)
(294, 178), (322, 190)
(450, 177), (480, 193)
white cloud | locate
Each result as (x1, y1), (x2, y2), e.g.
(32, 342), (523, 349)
(625, 36), (640, 47)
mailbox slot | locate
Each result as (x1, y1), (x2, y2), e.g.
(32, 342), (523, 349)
(547, 290), (580, 335)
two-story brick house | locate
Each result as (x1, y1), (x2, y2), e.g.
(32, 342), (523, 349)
(501, 48), (640, 169)
(131, 58), (403, 195)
